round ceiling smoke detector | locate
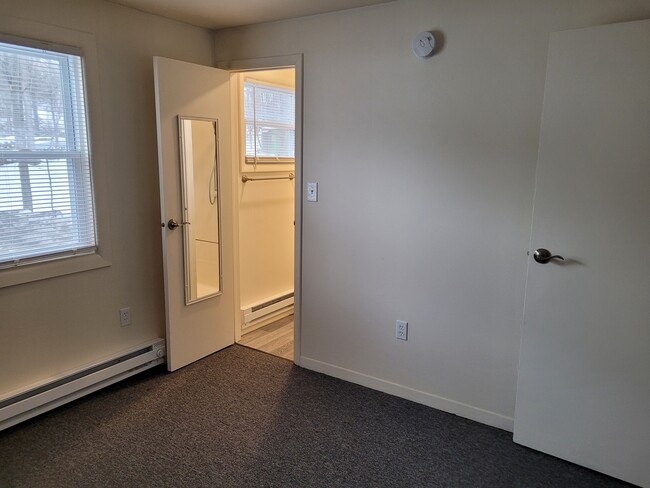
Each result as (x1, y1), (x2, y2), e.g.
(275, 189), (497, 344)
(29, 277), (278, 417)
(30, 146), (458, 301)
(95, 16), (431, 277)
(412, 31), (436, 59)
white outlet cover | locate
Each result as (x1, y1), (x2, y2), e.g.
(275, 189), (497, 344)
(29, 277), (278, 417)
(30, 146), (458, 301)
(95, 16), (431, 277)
(396, 320), (408, 340)
(119, 307), (131, 327)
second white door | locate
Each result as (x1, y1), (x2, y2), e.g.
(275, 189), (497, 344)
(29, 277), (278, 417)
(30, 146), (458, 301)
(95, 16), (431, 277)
(514, 20), (650, 487)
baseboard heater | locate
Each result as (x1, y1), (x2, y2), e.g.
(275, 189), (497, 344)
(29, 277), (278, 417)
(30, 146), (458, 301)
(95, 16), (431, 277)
(242, 292), (294, 330)
(0, 338), (166, 431)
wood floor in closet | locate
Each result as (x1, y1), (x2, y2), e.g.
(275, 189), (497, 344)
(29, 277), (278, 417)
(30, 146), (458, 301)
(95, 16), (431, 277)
(238, 315), (294, 361)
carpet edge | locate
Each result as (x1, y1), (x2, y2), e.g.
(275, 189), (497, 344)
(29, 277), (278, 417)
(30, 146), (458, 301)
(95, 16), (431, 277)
(300, 355), (515, 432)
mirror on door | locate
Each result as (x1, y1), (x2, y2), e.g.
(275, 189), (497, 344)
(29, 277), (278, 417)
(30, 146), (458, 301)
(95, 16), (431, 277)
(178, 116), (222, 304)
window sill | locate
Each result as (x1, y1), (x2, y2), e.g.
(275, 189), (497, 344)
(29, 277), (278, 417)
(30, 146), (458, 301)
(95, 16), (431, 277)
(245, 158), (295, 165)
(0, 251), (111, 288)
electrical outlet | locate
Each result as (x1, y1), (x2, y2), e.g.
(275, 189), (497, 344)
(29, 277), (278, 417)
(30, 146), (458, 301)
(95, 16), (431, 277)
(119, 307), (131, 327)
(396, 320), (408, 341)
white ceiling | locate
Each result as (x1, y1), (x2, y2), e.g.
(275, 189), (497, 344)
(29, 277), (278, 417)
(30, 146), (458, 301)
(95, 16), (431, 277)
(108, 0), (394, 30)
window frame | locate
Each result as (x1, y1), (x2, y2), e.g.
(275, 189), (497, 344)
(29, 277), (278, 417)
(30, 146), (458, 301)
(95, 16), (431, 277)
(239, 76), (296, 169)
(0, 20), (111, 288)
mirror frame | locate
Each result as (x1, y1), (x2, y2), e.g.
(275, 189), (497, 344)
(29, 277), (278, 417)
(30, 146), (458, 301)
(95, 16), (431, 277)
(177, 115), (223, 305)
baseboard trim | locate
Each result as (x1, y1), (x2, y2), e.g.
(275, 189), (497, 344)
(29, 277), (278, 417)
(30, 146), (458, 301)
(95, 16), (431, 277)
(240, 307), (294, 335)
(299, 356), (514, 432)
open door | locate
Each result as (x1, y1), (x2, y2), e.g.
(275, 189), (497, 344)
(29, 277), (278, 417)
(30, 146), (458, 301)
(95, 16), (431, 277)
(154, 57), (234, 371)
(514, 20), (650, 486)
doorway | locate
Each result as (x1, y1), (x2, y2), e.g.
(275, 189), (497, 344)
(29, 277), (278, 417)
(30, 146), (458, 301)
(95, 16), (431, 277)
(230, 67), (297, 361)
(154, 55), (303, 371)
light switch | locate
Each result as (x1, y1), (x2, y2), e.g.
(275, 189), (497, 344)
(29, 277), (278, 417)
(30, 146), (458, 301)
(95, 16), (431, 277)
(307, 182), (318, 202)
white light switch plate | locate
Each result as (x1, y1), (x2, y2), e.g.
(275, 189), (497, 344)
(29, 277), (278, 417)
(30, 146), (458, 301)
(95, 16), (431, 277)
(307, 182), (318, 202)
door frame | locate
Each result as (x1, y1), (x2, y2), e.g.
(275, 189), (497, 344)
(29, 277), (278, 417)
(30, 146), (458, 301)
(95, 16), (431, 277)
(217, 54), (304, 365)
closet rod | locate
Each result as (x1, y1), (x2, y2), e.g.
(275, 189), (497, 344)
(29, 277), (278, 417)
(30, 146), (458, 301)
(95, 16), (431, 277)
(242, 173), (295, 183)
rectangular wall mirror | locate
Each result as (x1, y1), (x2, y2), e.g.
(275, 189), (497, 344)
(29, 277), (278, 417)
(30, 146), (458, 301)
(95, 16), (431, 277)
(178, 116), (222, 304)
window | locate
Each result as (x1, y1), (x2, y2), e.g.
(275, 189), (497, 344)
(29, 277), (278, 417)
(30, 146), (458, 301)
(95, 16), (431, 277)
(243, 80), (295, 164)
(0, 39), (96, 268)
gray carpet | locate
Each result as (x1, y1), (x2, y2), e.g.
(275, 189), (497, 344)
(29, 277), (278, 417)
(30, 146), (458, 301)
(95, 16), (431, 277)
(0, 345), (632, 487)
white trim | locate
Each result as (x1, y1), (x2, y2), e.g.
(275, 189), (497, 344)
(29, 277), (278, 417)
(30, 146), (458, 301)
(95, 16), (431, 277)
(300, 356), (515, 432)
(0, 32), (82, 57)
(219, 54), (304, 366)
(227, 74), (243, 343)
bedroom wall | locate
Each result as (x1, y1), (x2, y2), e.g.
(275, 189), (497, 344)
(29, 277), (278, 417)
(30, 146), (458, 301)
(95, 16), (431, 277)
(0, 0), (213, 394)
(213, 0), (650, 429)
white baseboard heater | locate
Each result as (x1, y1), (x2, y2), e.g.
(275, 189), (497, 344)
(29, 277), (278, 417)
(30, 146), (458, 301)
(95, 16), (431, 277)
(0, 338), (166, 431)
(242, 291), (294, 330)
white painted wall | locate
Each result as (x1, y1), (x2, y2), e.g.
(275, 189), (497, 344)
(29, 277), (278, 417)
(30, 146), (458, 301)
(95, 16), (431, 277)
(238, 177), (295, 308)
(237, 70), (295, 308)
(0, 0), (213, 394)
(214, 0), (650, 429)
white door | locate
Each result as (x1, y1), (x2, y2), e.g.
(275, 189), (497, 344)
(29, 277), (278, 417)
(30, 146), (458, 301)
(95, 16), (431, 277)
(154, 57), (234, 371)
(514, 20), (650, 487)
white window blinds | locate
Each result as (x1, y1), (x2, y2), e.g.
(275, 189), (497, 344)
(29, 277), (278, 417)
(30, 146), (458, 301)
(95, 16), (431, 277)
(244, 80), (295, 163)
(0, 40), (96, 268)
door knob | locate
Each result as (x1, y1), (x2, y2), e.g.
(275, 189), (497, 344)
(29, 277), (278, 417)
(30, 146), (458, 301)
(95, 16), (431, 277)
(166, 219), (191, 230)
(533, 248), (565, 264)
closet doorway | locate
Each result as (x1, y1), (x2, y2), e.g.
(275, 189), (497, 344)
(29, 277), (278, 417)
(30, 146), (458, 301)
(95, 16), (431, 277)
(232, 67), (296, 361)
